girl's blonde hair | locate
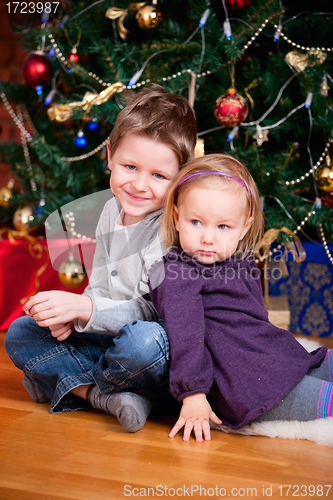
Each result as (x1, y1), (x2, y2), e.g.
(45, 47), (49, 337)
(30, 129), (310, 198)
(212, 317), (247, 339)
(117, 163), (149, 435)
(162, 153), (264, 257)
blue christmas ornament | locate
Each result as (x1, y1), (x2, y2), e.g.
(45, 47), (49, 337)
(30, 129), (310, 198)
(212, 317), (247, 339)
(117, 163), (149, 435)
(34, 205), (44, 215)
(34, 198), (45, 215)
(74, 130), (88, 149)
(86, 119), (100, 132)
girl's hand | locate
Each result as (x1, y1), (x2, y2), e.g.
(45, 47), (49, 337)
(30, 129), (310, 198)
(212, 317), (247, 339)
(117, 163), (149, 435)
(169, 394), (222, 442)
(49, 322), (75, 342)
(23, 291), (92, 327)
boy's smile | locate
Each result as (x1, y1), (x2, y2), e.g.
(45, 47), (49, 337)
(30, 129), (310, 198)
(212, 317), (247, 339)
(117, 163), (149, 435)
(108, 134), (179, 226)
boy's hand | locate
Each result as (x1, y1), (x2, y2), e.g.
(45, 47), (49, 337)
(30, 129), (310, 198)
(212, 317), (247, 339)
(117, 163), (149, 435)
(169, 393), (222, 442)
(23, 291), (92, 327)
(49, 322), (75, 342)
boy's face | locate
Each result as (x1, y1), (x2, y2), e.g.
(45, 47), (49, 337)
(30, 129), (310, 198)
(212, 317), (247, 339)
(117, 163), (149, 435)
(173, 183), (252, 265)
(108, 134), (179, 225)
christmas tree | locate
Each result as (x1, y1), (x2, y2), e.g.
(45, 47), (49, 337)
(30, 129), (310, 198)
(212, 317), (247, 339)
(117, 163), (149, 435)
(1, 0), (333, 263)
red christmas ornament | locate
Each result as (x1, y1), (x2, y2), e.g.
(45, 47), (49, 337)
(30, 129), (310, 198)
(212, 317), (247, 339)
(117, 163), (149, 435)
(214, 88), (249, 128)
(323, 192), (333, 208)
(22, 52), (53, 87)
(225, 0), (251, 9)
(67, 48), (80, 63)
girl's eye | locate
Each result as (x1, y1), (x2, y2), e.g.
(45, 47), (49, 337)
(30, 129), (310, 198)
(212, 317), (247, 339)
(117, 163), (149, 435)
(125, 164), (136, 171)
(218, 224), (229, 231)
(153, 173), (166, 180)
(191, 220), (202, 227)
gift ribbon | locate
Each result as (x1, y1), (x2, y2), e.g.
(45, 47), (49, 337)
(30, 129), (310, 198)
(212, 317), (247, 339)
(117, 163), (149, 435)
(105, 3), (146, 40)
(105, 6), (130, 40)
(0, 228), (50, 303)
(254, 227), (306, 303)
(47, 82), (124, 122)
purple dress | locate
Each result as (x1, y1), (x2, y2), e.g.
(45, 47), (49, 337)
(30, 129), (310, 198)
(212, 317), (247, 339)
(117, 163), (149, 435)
(148, 247), (327, 429)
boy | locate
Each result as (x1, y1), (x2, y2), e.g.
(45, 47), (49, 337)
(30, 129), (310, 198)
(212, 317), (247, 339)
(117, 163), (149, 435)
(5, 85), (197, 432)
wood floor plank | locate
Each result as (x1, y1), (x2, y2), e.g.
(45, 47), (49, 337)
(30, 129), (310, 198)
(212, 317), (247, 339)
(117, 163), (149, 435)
(1, 332), (333, 500)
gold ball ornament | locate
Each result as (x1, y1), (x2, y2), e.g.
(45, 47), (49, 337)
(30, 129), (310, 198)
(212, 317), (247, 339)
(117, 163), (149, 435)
(0, 178), (14, 207)
(315, 155), (333, 193)
(136, 1), (163, 30)
(214, 88), (249, 128)
(58, 252), (87, 288)
(13, 206), (34, 231)
(0, 186), (12, 207)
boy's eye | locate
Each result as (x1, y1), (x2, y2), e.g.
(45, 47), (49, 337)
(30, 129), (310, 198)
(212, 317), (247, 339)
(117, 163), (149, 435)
(191, 220), (202, 227)
(218, 224), (229, 231)
(153, 172), (166, 180)
(125, 164), (136, 171)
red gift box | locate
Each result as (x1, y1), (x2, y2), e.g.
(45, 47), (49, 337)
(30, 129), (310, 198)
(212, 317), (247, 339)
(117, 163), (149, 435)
(0, 235), (95, 331)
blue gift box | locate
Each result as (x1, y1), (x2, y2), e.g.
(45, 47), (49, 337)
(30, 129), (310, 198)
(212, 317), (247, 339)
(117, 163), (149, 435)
(268, 241), (333, 337)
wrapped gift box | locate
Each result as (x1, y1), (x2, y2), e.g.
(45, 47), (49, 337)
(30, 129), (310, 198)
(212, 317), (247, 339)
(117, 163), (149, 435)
(0, 235), (95, 331)
(268, 241), (333, 337)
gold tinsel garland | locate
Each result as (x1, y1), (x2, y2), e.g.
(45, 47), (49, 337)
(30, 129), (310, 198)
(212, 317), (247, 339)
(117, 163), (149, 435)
(47, 82), (124, 122)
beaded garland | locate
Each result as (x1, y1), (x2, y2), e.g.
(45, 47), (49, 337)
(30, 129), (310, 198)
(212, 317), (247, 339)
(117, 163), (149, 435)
(319, 223), (333, 265)
(273, 25), (333, 52)
(65, 212), (97, 243)
(284, 139), (332, 187)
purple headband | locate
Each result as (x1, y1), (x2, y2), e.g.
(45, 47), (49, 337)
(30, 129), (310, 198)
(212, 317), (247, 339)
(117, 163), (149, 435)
(174, 171), (253, 200)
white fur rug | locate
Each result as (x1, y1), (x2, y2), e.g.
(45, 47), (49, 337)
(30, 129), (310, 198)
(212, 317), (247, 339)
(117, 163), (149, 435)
(211, 337), (333, 447)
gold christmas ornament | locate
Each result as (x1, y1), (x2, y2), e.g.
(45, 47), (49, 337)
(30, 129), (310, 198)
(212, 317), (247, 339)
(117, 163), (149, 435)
(47, 82), (124, 122)
(135, 1), (163, 30)
(315, 154), (333, 193)
(13, 206), (34, 231)
(195, 138), (205, 158)
(105, 1), (162, 40)
(58, 252), (87, 288)
(285, 49), (327, 73)
(0, 178), (14, 207)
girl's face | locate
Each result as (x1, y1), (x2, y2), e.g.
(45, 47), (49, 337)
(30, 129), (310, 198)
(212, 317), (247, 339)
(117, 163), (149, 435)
(173, 183), (253, 264)
(108, 134), (179, 226)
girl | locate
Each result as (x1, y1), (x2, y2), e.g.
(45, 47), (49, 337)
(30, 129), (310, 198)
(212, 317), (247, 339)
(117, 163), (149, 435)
(148, 154), (332, 442)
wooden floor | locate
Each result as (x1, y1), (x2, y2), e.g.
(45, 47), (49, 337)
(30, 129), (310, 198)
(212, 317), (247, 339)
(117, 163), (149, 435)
(1, 330), (333, 500)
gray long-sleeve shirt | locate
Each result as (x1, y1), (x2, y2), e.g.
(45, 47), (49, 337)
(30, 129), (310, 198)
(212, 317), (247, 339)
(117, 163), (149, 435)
(75, 196), (164, 335)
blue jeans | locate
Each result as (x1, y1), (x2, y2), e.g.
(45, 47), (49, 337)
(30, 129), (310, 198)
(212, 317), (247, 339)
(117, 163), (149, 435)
(4, 316), (170, 413)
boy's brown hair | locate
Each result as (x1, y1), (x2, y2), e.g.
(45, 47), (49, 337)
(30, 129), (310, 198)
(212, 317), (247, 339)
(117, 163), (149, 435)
(108, 85), (197, 165)
(162, 154), (265, 257)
